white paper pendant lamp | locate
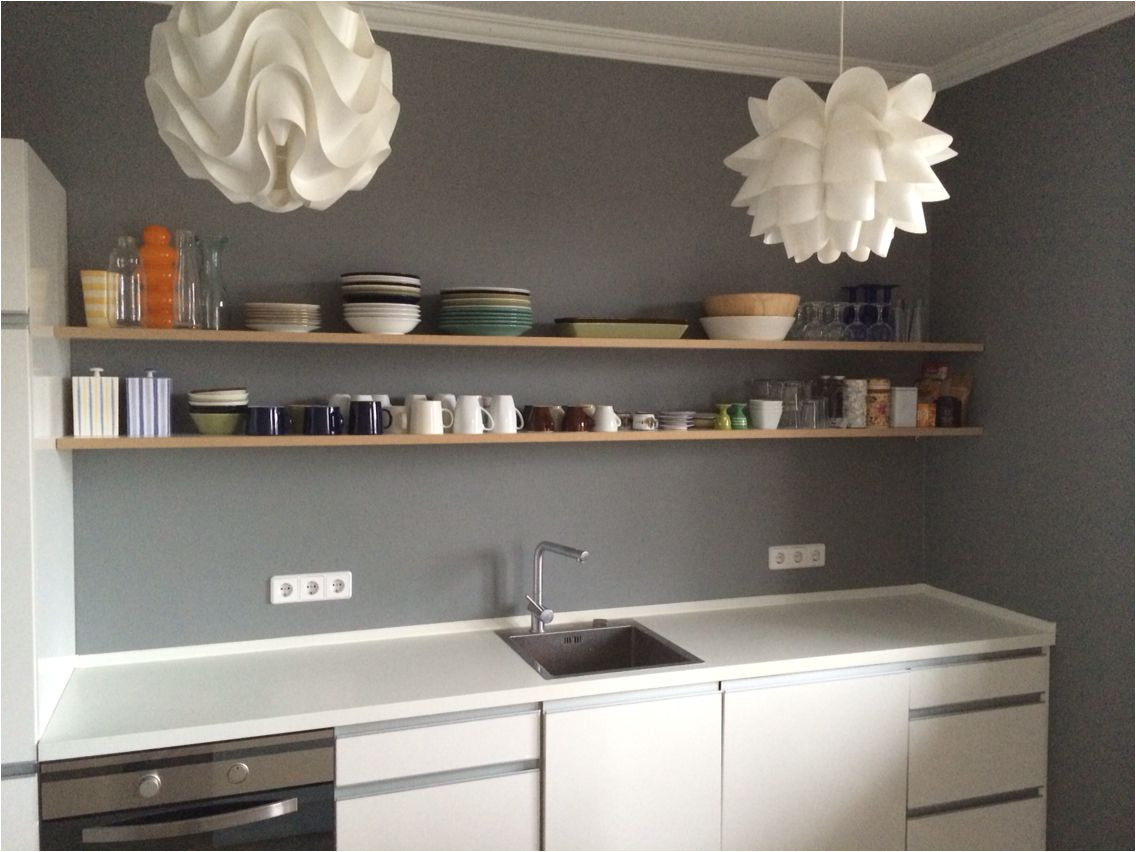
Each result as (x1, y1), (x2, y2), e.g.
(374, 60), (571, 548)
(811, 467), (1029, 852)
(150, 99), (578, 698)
(145, 2), (400, 213)
(725, 67), (956, 263)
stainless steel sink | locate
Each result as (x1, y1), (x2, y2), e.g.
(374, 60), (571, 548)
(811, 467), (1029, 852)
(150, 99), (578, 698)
(501, 619), (702, 679)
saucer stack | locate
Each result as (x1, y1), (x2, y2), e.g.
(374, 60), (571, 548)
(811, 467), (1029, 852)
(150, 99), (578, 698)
(692, 412), (718, 430)
(439, 287), (532, 336)
(658, 410), (695, 431)
(340, 273), (421, 335)
(245, 302), (321, 332)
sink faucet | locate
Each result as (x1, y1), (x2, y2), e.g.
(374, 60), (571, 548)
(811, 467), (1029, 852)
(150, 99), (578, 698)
(526, 541), (589, 633)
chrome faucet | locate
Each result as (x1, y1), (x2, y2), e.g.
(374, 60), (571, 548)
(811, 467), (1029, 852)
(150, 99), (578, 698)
(526, 541), (589, 633)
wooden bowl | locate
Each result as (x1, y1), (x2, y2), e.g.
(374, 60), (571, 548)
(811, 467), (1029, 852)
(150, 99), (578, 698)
(702, 292), (800, 317)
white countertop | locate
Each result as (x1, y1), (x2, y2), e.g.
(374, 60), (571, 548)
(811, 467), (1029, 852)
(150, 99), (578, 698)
(37, 584), (1055, 762)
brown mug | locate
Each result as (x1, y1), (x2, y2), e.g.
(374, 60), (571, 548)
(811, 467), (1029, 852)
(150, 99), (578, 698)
(561, 405), (594, 432)
(524, 405), (560, 432)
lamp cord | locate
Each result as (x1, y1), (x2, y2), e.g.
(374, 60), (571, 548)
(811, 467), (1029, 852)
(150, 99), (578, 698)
(839, 0), (845, 75)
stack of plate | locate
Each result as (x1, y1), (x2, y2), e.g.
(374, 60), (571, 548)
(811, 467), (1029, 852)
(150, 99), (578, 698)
(439, 287), (532, 336)
(245, 303), (321, 333)
(692, 412), (718, 430)
(340, 273), (421, 335)
(658, 411), (695, 431)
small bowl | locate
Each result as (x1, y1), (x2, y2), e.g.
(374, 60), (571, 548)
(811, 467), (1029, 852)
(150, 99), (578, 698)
(345, 315), (421, 335)
(700, 315), (794, 341)
(702, 292), (800, 317)
(189, 403), (248, 414)
(190, 411), (245, 435)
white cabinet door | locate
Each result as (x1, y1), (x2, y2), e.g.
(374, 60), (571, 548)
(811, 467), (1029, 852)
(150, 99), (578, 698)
(337, 770), (539, 851)
(722, 672), (909, 851)
(1, 774), (39, 851)
(543, 688), (722, 851)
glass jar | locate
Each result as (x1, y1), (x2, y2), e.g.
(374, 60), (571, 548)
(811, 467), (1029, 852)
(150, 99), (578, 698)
(200, 235), (229, 330)
(173, 230), (204, 329)
(107, 236), (144, 326)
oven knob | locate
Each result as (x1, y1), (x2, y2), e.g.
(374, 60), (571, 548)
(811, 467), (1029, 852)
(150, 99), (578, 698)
(227, 762), (250, 785)
(138, 773), (162, 799)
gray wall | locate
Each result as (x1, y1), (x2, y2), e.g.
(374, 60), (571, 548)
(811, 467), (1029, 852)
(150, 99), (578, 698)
(926, 22), (1134, 851)
(2, 3), (932, 652)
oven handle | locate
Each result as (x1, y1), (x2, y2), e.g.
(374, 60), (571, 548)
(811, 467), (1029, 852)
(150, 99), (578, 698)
(80, 797), (299, 844)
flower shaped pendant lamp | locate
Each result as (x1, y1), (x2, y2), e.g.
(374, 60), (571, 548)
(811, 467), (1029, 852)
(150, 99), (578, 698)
(146, 2), (400, 213)
(724, 6), (956, 263)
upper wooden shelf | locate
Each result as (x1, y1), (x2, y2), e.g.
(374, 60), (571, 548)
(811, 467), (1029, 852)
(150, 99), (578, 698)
(57, 428), (982, 450)
(51, 326), (984, 353)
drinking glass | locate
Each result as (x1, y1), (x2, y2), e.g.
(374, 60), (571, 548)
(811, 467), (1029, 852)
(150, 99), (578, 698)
(821, 302), (845, 341)
(867, 302), (893, 341)
(842, 303), (868, 341)
(802, 302), (826, 340)
(779, 381), (803, 428)
(800, 398), (827, 429)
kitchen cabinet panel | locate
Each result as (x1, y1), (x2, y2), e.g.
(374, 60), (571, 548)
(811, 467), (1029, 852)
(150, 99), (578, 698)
(909, 654), (1048, 709)
(908, 703), (1048, 809)
(336, 770), (539, 851)
(907, 795), (1046, 850)
(723, 672), (909, 850)
(1, 775), (39, 851)
(543, 688), (722, 851)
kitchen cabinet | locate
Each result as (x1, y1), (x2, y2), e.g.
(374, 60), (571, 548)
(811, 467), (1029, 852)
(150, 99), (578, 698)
(334, 706), (540, 851)
(1, 138), (72, 849)
(542, 685), (722, 851)
(906, 653), (1050, 851)
(722, 670), (910, 850)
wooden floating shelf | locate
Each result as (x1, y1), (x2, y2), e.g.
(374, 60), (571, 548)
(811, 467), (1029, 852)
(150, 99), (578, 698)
(57, 428), (983, 450)
(51, 326), (984, 353)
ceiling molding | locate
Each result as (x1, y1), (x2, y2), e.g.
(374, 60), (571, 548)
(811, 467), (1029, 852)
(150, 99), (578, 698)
(930, 2), (1134, 89)
(355, 1), (925, 84)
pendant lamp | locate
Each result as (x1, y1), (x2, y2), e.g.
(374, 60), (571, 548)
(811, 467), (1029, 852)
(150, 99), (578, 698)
(145, 2), (400, 213)
(724, 8), (956, 263)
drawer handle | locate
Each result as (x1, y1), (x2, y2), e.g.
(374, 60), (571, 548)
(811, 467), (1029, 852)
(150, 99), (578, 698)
(910, 692), (1044, 719)
(81, 797), (298, 843)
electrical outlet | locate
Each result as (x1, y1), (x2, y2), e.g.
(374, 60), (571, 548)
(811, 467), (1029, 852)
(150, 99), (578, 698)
(326, 571), (352, 600)
(768, 543), (826, 570)
(300, 574), (326, 601)
(270, 575), (300, 604)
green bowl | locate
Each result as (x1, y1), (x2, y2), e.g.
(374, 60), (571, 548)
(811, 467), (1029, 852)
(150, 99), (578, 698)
(190, 412), (245, 435)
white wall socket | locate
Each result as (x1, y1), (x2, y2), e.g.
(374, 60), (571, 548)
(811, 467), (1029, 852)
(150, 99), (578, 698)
(769, 543), (826, 570)
(270, 572), (352, 604)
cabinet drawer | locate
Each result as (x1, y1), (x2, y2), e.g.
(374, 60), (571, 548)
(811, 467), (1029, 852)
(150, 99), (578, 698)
(337, 712), (539, 786)
(910, 655), (1048, 710)
(908, 703), (1047, 808)
(907, 795), (1046, 850)
(336, 769), (539, 851)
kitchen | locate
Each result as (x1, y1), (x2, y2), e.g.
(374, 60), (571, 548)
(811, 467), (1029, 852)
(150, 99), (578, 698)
(0, 2), (1132, 850)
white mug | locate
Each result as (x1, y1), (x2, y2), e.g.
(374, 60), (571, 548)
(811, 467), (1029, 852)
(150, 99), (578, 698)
(433, 394), (457, 433)
(593, 404), (621, 432)
(453, 395), (495, 435)
(486, 394), (525, 434)
(386, 404), (409, 434)
(632, 412), (658, 431)
(371, 394), (392, 411)
(410, 399), (454, 435)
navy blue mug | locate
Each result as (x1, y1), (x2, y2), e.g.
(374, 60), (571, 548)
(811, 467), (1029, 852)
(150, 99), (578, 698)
(347, 400), (393, 435)
(303, 405), (343, 436)
(245, 405), (290, 436)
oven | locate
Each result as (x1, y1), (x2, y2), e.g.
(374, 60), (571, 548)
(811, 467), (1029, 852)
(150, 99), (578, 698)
(39, 729), (334, 850)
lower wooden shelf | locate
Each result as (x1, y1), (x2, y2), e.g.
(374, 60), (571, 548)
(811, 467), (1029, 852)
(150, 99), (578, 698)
(56, 428), (982, 450)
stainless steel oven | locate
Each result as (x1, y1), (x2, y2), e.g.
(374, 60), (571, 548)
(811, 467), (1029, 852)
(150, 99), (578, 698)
(39, 729), (334, 850)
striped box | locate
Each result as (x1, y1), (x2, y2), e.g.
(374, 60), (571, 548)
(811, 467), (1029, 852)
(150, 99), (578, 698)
(125, 370), (171, 437)
(71, 368), (118, 437)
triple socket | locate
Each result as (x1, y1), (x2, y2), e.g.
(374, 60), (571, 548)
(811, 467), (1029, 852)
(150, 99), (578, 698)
(270, 572), (352, 604)
(768, 544), (826, 570)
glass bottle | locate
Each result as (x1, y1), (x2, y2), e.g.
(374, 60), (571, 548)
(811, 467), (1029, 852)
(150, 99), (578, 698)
(107, 236), (144, 326)
(140, 225), (177, 329)
(200, 235), (229, 330)
(173, 230), (204, 329)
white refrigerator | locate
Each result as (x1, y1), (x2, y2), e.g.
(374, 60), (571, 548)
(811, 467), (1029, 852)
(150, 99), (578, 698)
(1, 138), (75, 851)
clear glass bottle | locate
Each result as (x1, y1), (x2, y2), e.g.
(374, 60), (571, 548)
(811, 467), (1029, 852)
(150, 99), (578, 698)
(200, 235), (229, 330)
(107, 236), (144, 326)
(173, 230), (204, 329)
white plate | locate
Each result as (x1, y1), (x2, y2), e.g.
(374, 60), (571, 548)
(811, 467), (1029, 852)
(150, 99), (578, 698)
(440, 287), (531, 296)
(245, 302), (320, 310)
(345, 316), (421, 334)
(340, 274), (420, 285)
(341, 284), (421, 294)
(246, 322), (320, 333)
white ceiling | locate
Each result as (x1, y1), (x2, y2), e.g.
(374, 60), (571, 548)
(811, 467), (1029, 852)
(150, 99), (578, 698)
(358, 1), (1133, 87)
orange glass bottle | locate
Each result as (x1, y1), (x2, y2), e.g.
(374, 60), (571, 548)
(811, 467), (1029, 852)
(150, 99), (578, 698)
(139, 225), (177, 328)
